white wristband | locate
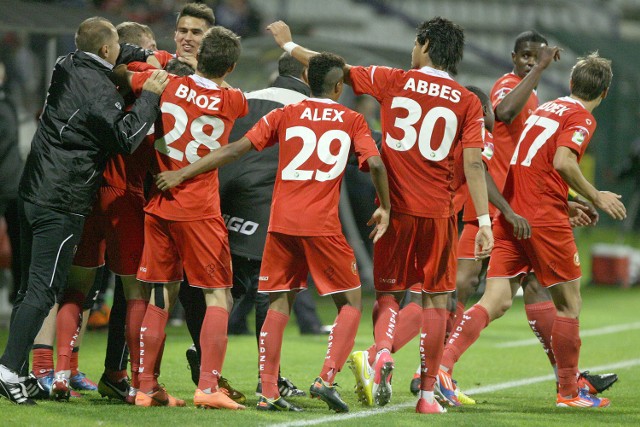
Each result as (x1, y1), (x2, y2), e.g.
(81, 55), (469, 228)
(477, 214), (491, 227)
(283, 41), (299, 54)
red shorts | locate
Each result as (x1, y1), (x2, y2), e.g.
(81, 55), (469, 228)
(137, 214), (232, 289)
(374, 212), (457, 294)
(258, 232), (360, 296)
(487, 219), (581, 287)
(73, 186), (145, 275)
(457, 222), (479, 260)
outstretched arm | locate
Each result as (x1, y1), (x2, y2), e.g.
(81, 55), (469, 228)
(266, 20), (354, 85)
(365, 156), (390, 243)
(155, 137), (254, 191)
(554, 146), (626, 220)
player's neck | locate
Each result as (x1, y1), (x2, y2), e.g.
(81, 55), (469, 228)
(570, 94), (599, 113)
(196, 71), (225, 86)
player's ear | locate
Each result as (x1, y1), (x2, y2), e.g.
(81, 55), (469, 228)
(421, 40), (429, 55)
(601, 87), (609, 100)
(98, 43), (109, 60)
(227, 63), (237, 74)
(302, 68), (309, 85)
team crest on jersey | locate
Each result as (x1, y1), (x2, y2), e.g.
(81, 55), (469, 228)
(351, 260), (358, 275)
(573, 252), (580, 266)
(482, 140), (495, 160)
(495, 87), (511, 100)
(571, 127), (588, 145)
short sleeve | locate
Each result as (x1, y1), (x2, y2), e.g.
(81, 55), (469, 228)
(245, 108), (282, 151)
(460, 95), (485, 150)
(490, 75), (517, 109)
(351, 113), (381, 171)
(557, 111), (596, 158)
(349, 65), (396, 102)
(227, 88), (249, 120)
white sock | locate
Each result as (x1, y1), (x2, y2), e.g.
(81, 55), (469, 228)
(419, 390), (435, 403)
(0, 364), (20, 383)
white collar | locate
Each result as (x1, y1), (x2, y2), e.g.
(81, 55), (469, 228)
(83, 51), (113, 70)
(416, 65), (452, 80)
(190, 74), (220, 89)
(306, 97), (338, 104)
(559, 96), (586, 110)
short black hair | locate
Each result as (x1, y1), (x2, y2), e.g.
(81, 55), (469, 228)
(513, 30), (548, 53)
(416, 17), (464, 75)
(465, 85), (490, 107)
(278, 52), (305, 79)
(308, 52), (345, 97)
(75, 17), (115, 54)
(197, 26), (241, 78)
(177, 2), (215, 28)
(570, 51), (613, 101)
(165, 58), (195, 77)
(116, 21), (153, 46)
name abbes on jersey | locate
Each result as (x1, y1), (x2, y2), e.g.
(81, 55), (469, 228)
(300, 107), (344, 122)
(175, 84), (221, 110)
(403, 78), (461, 102)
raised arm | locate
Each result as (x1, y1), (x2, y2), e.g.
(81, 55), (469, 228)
(553, 146), (626, 220)
(266, 20), (354, 85)
(365, 155), (390, 243)
(155, 137), (254, 191)
(495, 46), (561, 124)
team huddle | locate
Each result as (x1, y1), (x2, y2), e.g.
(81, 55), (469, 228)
(0, 1), (626, 415)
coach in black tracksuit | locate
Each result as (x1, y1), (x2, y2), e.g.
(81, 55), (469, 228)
(0, 17), (165, 405)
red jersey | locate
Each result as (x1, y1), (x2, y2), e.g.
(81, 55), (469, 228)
(490, 73), (539, 193)
(245, 98), (380, 236)
(101, 135), (154, 194)
(127, 50), (174, 72)
(502, 96), (595, 226)
(453, 131), (497, 220)
(349, 65), (484, 218)
(131, 72), (248, 221)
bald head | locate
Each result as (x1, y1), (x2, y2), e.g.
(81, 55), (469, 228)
(76, 17), (117, 55)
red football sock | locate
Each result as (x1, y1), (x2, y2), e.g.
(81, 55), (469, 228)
(198, 306), (229, 392)
(319, 305), (361, 384)
(367, 300), (380, 365)
(441, 304), (490, 373)
(419, 308), (448, 391)
(56, 290), (85, 372)
(525, 301), (557, 366)
(32, 346), (54, 376)
(126, 299), (148, 389)
(259, 309), (289, 399)
(373, 295), (399, 355)
(139, 304), (168, 393)
(446, 301), (466, 340)
(70, 348), (80, 377)
(391, 302), (422, 353)
(552, 316), (581, 398)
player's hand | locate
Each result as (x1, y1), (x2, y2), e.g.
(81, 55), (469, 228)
(266, 21), (293, 47)
(367, 207), (389, 244)
(155, 170), (185, 191)
(568, 201), (592, 227)
(142, 69), (169, 95)
(177, 53), (197, 69)
(474, 226), (493, 260)
(594, 191), (626, 220)
(504, 211), (531, 239)
(571, 197), (599, 226)
(537, 45), (562, 69)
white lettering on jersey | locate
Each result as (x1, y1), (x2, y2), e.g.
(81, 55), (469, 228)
(300, 107), (345, 122)
(174, 84), (221, 110)
(402, 78), (461, 103)
(537, 101), (570, 116)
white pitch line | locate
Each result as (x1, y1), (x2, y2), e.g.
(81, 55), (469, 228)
(495, 321), (640, 348)
(270, 358), (640, 427)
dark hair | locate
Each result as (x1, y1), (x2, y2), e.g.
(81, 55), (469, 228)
(165, 58), (195, 76)
(75, 17), (114, 54)
(197, 26), (241, 78)
(278, 52), (305, 78)
(176, 2), (215, 28)
(116, 21), (154, 46)
(308, 52), (345, 97)
(416, 17), (464, 75)
(513, 30), (548, 53)
(465, 85), (490, 107)
(570, 51), (612, 101)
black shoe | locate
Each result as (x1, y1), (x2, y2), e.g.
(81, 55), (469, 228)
(309, 377), (348, 413)
(256, 376), (306, 397)
(256, 394), (303, 412)
(218, 376), (247, 404)
(24, 372), (49, 400)
(579, 371), (618, 394)
(97, 373), (130, 401)
(186, 344), (200, 386)
(0, 376), (36, 405)
(409, 375), (420, 396)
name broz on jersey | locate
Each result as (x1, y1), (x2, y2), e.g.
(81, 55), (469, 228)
(175, 84), (221, 110)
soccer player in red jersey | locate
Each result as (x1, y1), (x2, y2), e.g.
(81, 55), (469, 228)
(265, 19), (493, 414)
(154, 52), (391, 413)
(442, 53), (625, 408)
(127, 26), (248, 409)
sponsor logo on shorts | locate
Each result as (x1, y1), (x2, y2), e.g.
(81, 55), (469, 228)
(139, 266), (147, 272)
(259, 276), (269, 281)
(379, 278), (397, 284)
(206, 263), (217, 278)
(574, 252), (580, 266)
(351, 260), (358, 275)
(324, 266), (336, 281)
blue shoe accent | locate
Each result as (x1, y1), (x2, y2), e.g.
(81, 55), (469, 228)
(70, 372), (98, 391)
